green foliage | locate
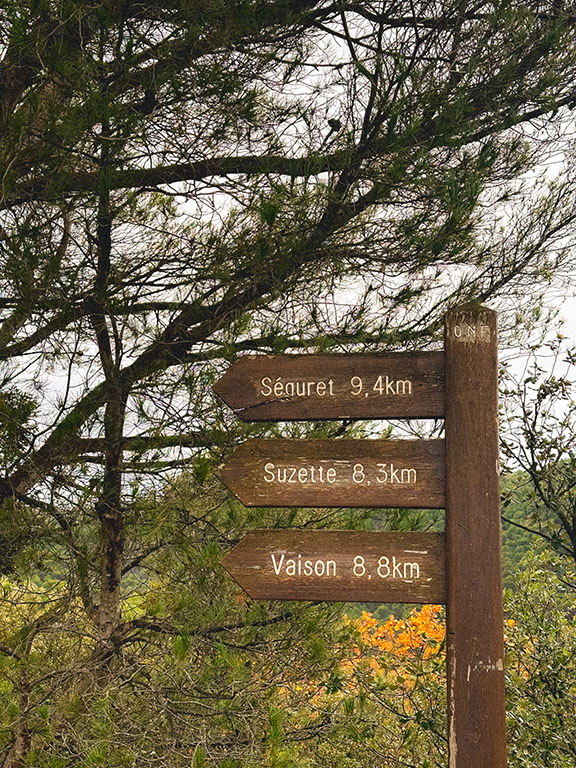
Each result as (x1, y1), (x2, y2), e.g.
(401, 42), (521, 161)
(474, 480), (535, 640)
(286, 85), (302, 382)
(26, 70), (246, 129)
(506, 553), (576, 767)
(501, 473), (548, 589)
(0, 467), (372, 767)
(0, 388), (37, 468)
(501, 345), (576, 565)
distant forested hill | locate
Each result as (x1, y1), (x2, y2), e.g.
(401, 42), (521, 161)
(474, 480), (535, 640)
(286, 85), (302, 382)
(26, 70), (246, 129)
(501, 472), (546, 590)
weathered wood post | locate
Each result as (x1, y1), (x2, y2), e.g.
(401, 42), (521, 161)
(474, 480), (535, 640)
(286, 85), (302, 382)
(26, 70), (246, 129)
(445, 304), (507, 767)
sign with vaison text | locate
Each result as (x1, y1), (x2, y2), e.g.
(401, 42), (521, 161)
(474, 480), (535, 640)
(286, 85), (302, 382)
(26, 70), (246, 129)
(222, 529), (446, 603)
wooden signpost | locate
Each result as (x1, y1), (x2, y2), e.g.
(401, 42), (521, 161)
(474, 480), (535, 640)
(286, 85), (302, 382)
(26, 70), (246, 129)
(218, 438), (445, 508)
(213, 304), (507, 768)
(222, 529), (446, 603)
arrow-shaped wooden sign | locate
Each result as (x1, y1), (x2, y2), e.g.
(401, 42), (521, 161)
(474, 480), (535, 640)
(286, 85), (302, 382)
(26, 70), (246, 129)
(222, 529), (446, 603)
(213, 352), (445, 421)
(218, 438), (445, 508)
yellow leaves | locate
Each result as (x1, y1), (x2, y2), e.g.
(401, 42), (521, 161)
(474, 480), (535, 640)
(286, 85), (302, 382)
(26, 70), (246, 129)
(352, 604), (446, 661)
(504, 617), (516, 644)
(336, 605), (447, 696)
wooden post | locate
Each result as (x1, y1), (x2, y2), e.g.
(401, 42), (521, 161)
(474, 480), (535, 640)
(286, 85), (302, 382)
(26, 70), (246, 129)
(445, 305), (507, 768)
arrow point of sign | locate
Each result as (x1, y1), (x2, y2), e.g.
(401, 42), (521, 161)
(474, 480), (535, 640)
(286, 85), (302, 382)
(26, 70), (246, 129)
(221, 537), (263, 600)
(221, 546), (242, 580)
(213, 357), (268, 419)
(212, 370), (237, 410)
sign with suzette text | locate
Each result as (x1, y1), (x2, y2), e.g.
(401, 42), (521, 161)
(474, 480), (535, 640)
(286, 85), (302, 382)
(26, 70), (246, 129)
(218, 438), (445, 508)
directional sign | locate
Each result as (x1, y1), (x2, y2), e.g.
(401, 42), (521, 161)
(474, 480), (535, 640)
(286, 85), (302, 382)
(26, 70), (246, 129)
(218, 438), (445, 508)
(213, 352), (445, 421)
(222, 529), (446, 603)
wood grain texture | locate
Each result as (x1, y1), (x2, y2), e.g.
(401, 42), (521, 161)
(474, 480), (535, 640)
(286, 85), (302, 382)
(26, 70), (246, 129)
(445, 305), (507, 768)
(213, 352), (445, 420)
(218, 438), (445, 508)
(222, 529), (446, 603)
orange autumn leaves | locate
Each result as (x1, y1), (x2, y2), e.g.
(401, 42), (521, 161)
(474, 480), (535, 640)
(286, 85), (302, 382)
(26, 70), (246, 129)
(280, 606), (446, 703)
(353, 605), (445, 659)
(342, 605), (446, 682)
(278, 605), (447, 739)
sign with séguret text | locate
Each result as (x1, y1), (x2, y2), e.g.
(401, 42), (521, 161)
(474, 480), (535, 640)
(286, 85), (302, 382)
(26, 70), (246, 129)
(213, 351), (445, 420)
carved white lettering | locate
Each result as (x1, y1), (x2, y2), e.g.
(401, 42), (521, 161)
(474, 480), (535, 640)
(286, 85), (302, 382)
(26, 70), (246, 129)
(271, 552), (423, 581)
(263, 463), (338, 484)
(260, 377), (338, 398)
(270, 553), (337, 577)
(265, 462), (418, 486)
(376, 464), (417, 484)
(377, 556), (390, 578)
(377, 555), (421, 579)
(372, 375), (413, 396)
(451, 323), (492, 342)
(396, 379), (412, 395)
(403, 468), (417, 484)
(404, 562), (420, 580)
(271, 553), (284, 575)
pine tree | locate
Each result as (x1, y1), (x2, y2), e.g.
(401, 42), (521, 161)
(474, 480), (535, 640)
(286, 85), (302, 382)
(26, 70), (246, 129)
(2, 2), (576, 764)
